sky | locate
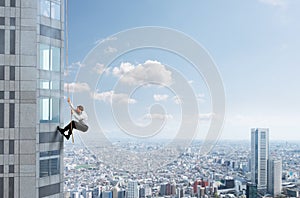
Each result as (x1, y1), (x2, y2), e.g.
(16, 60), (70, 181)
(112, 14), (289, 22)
(65, 0), (300, 141)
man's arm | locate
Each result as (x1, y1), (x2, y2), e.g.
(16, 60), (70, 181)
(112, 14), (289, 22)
(67, 98), (76, 111)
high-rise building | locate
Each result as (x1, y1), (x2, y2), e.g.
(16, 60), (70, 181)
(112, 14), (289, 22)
(267, 159), (282, 196)
(0, 0), (64, 197)
(127, 180), (139, 198)
(246, 182), (257, 198)
(251, 128), (269, 189)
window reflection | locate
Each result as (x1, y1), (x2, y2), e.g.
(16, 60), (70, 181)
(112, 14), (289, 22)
(40, 0), (60, 20)
(39, 44), (61, 71)
(39, 98), (60, 123)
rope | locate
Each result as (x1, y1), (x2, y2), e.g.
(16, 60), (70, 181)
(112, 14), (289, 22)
(65, 0), (74, 143)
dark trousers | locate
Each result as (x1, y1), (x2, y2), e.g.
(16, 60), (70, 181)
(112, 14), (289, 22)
(63, 120), (88, 135)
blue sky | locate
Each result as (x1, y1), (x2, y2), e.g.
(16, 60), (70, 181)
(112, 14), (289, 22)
(65, 0), (300, 141)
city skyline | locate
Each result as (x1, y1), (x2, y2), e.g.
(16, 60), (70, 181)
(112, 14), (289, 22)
(65, 0), (300, 141)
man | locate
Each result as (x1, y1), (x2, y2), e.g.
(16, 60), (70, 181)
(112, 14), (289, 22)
(57, 98), (88, 140)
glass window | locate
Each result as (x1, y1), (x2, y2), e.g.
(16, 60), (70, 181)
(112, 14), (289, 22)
(40, 25), (61, 40)
(10, 0), (15, 7)
(9, 177), (14, 198)
(9, 165), (14, 173)
(0, 104), (4, 128)
(0, 66), (4, 80)
(39, 44), (61, 71)
(10, 18), (15, 26)
(10, 30), (15, 54)
(0, 140), (3, 154)
(9, 91), (14, 99)
(0, 17), (4, 25)
(0, 165), (3, 173)
(9, 103), (14, 128)
(10, 66), (15, 80)
(39, 98), (60, 123)
(51, 46), (60, 71)
(40, 0), (50, 18)
(0, 178), (3, 198)
(0, 0), (4, 6)
(9, 140), (14, 154)
(39, 158), (60, 177)
(0, 91), (4, 99)
(40, 44), (50, 70)
(0, 29), (4, 54)
(51, 2), (60, 20)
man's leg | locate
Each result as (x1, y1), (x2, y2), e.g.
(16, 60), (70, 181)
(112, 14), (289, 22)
(57, 121), (77, 139)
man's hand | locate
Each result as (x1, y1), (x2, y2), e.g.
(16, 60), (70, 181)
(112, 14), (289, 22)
(67, 97), (71, 103)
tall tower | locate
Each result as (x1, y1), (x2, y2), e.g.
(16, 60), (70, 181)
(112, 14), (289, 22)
(127, 180), (139, 198)
(0, 0), (64, 197)
(267, 159), (282, 196)
(251, 128), (269, 190)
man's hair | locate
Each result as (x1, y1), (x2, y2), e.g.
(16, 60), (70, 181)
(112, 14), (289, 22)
(77, 105), (84, 111)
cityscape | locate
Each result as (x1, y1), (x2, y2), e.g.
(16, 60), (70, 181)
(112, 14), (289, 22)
(63, 129), (300, 198)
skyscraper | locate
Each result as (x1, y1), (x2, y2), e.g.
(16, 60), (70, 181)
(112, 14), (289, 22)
(127, 180), (139, 198)
(0, 0), (64, 197)
(251, 128), (269, 190)
(267, 159), (282, 196)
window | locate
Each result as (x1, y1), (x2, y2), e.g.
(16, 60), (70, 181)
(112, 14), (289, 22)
(0, 178), (3, 198)
(0, 140), (3, 154)
(0, 104), (4, 128)
(9, 165), (14, 173)
(10, 30), (15, 54)
(9, 140), (14, 154)
(10, 67), (15, 80)
(39, 132), (63, 143)
(0, 165), (3, 173)
(9, 103), (14, 128)
(10, 18), (15, 26)
(0, 0), (4, 6)
(39, 79), (60, 90)
(39, 98), (60, 123)
(9, 177), (14, 198)
(0, 66), (4, 80)
(40, 150), (60, 177)
(0, 91), (4, 99)
(0, 17), (4, 25)
(0, 29), (4, 54)
(40, 0), (61, 20)
(10, 0), (15, 7)
(9, 91), (14, 99)
(39, 183), (60, 197)
(39, 44), (61, 71)
(40, 25), (61, 40)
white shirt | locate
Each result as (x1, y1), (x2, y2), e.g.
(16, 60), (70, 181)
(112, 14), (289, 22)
(69, 102), (88, 125)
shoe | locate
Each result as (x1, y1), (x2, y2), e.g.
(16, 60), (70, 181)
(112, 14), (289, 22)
(57, 126), (63, 134)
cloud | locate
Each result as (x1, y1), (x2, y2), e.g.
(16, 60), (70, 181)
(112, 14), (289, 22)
(258, 0), (286, 7)
(92, 90), (137, 104)
(104, 46), (118, 54)
(93, 63), (110, 75)
(112, 60), (172, 86)
(199, 113), (215, 121)
(143, 113), (173, 120)
(64, 82), (90, 93)
(153, 94), (169, 102)
(64, 61), (85, 76)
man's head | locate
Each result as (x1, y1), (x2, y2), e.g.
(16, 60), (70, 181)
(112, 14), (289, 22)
(76, 105), (84, 113)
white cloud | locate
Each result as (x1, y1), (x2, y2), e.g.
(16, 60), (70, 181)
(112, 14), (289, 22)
(153, 94), (169, 102)
(64, 61), (85, 76)
(92, 90), (137, 104)
(258, 0), (286, 7)
(64, 82), (90, 93)
(104, 46), (118, 54)
(112, 60), (172, 86)
(144, 113), (173, 120)
(199, 113), (215, 121)
(93, 63), (110, 75)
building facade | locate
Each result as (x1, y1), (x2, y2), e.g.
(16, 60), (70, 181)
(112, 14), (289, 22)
(251, 128), (269, 190)
(0, 0), (64, 197)
(127, 180), (139, 198)
(267, 159), (282, 196)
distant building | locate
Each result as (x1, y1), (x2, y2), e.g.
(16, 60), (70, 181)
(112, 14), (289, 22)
(127, 180), (139, 198)
(118, 190), (126, 198)
(267, 159), (282, 196)
(246, 182), (257, 198)
(251, 128), (269, 189)
(103, 191), (113, 198)
(159, 183), (166, 196)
